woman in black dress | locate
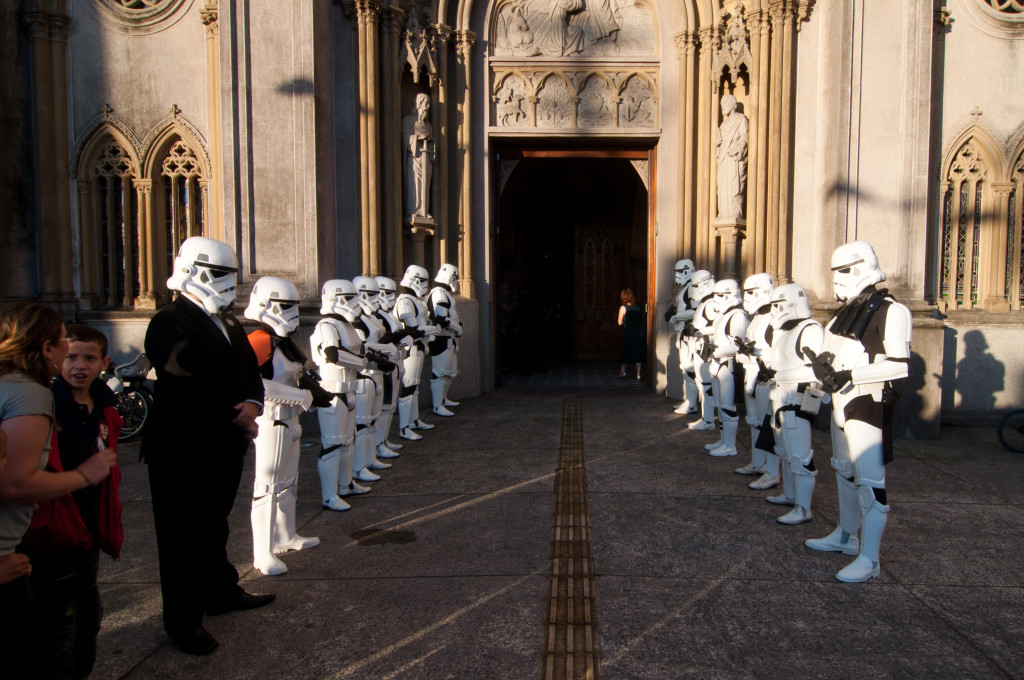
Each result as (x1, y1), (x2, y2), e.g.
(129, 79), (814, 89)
(617, 289), (646, 380)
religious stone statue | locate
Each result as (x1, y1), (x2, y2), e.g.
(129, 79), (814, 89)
(715, 93), (748, 222)
(403, 93), (435, 221)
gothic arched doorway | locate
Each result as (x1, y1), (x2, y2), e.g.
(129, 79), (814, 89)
(495, 149), (652, 378)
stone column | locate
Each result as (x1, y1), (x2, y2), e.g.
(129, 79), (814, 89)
(750, 10), (771, 274)
(49, 11), (74, 300)
(675, 32), (697, 260)
(382, 7), (404, 277)
(982, 183), (1014, 312)
(432, 24), (452, 276)
(201, 2), (224, 240)
(765, 3), (784, 283)
(776, 2), (796, 284)
(695, 27), (714, 269)
(77, 181), (99, 310)
(456, 30), (476, 298)
(355, 0), (382, 276)
(24, 8), (59, 302)
(134, 179), (157, 309)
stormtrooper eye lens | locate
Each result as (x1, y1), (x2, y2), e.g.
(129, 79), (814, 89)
(278, 303), (295, 311)
(836, 267), (852, 274)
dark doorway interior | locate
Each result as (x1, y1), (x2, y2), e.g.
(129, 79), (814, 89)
(497, 156), (648, 376)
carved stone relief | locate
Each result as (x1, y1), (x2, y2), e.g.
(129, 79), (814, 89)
(490, 69), (658, 131)
(618, 75), (653, 128)
(577, 76), (613, 127)
(492, 0), (654, 58)
(495, 75), (529, 127)
(536, 76), (572, 128)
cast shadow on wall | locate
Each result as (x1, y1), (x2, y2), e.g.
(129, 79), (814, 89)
(940, 327), (1005, 424)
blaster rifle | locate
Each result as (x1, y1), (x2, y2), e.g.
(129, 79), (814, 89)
(366, 349), (396, 373)
(735, 336), (758, 356)
(803, 348), (851, 393)
(298, 369), (336, 408)
(755, 358), (776, 384)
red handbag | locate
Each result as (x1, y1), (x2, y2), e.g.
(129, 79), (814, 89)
(20, 431), (94, 551)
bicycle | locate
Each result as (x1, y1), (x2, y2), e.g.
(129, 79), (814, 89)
(997, 408), (1024, 453)
(104, 353), (154, 442)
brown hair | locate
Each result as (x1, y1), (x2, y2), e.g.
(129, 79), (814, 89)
(67, 324), (109, 358)
(620, 288), (636, 306)
(0, 301), (65, 386)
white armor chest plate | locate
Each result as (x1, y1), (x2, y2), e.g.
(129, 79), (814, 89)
(358, 314), (385, 343)
(672, 286), (692, 332)
(429, 287), (459, 336)
(770, 319), (824, 381)
(396, 293), (430, 328)
(270, 346), (303, 386)
(747, 312), (772, 352)
(712, 307), (747, 347)
(692, 298), (714, 334)
(821, 317), (871, 372)
(311, 317), (363, 382)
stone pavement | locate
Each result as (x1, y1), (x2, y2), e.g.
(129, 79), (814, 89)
(91, 386), (1024, 679)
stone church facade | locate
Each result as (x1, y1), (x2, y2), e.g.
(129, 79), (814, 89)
(1, 0), (1022, 433)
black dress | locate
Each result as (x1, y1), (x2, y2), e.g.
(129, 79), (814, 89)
(620, 304), (647, 363)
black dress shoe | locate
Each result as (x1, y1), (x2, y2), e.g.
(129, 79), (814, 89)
(205, 591), (276, 615)
(171, 626), (220, 656)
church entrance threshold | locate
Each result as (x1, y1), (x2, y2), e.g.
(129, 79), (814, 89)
(495, 149), (653, 384)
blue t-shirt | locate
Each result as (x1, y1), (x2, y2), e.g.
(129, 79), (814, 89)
(0, 373), (54, 555)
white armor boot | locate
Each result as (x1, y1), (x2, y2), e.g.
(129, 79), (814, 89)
(749, 451), (780, 489)
(244, 276), (321, 575)
(396, 265), (439, 436)
(687, 270), (717, 431)
(777, 454), (816, 524)
(806, 241), (911, 581)
(806, 473), (861, 555)
(667, 259), (698, 414)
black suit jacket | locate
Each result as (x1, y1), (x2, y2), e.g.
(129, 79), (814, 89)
(141, 296), (264, 463)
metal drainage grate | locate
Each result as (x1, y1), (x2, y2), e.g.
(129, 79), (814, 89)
(541, 398), (600, 680)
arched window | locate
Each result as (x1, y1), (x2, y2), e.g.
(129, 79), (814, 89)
(160, 139), (205, 275)
(939, 129), (1021, 312)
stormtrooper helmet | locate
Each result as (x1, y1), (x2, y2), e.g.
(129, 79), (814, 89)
(435, 263), (460, 295)
(831, 240), (886, 302)
(244, 276), (301, 337)
(690, 270), (715, 304)
(742, 273), (775, 315)
(375, 276), (398, 311)
(674, 259), (695, 287)
(770, 283), (812, 326)
(712, 279), (741, 315)
(401, 265), (430, 297)
(166, 236), (238, 314)
(320, 279), (361, 322)
(353, 276), (380, 315)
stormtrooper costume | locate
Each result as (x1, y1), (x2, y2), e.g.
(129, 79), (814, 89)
(687, 270), (718, 431)
(374, 276), (414, 457)
(244, 277), (321, 575)
(427, 263), (463, 417)
(395, 265), (438, 440)
(762, 283), (825, 525)
(352, 276), (399, 481)
(703, 280), (749, 456)
(734, 273), (776, 481)
(804, 241), (911, 583)
(311, 279), (370, 511)
(665, 259), (698, 414)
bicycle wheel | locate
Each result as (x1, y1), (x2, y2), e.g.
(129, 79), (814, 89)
(117, 388), (152, 441)
(997, 408), (1024, 453)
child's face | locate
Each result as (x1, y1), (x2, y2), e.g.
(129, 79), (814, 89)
(62, 340), (110, 392)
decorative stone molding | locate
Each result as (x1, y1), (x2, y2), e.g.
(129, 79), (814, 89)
(140, 104), (211, 174)
(402, 6), (438, 85)
(713, 9), (751, 86)
(199, 2), (218, 38)
(491, 0), (656, 58)
(86, 0), (194, 36)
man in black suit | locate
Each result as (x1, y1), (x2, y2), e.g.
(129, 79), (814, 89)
(142, 236), (273, 655)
